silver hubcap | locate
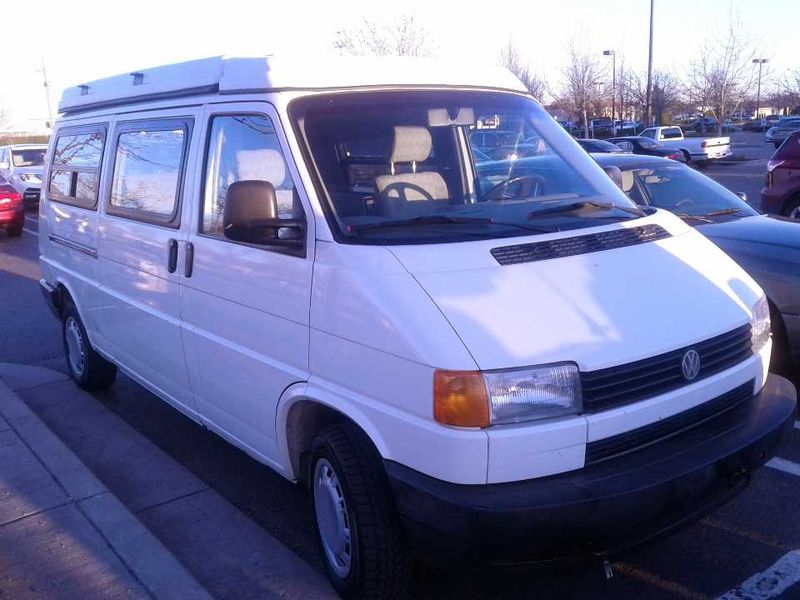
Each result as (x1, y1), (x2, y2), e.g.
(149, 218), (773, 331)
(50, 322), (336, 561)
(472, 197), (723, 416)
(65, 317), (86, 378)
(313, 458), (352, 577)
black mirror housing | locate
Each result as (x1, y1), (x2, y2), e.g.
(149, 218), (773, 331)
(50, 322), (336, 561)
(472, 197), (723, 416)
(223, 180), (303, 247)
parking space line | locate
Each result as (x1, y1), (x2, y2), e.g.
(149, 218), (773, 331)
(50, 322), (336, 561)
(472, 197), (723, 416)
(22, 228), (39, 237)
(717, 550), (800, 599)
(766, 457), (800, 478)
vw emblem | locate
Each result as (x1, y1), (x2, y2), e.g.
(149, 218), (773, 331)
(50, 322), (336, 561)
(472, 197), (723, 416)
(681, 349), (701, 381)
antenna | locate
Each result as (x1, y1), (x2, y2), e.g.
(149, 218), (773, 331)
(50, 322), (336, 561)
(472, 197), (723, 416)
(36, 56), (54, 129)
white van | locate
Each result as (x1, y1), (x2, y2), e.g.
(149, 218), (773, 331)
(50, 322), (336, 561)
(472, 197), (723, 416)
(0, 143), (48, 207)
(39, 56), (795, 599)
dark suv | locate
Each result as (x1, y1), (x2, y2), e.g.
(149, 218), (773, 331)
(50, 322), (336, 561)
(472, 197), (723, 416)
(761, 131), (800, 219)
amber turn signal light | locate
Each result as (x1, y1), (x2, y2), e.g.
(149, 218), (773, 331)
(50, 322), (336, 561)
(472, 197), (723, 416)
(433, 370), (490, 428)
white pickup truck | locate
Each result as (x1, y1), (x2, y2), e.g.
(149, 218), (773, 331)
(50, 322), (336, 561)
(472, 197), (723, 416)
(639, 126), (731, 166)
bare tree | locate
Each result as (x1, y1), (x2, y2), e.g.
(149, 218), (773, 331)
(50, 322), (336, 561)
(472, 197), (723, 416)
(0, 108), (10, 132)
(684, 17), (755, 134)
(560, 40), (604, 137)
(333, 15), (436, 58)
(499, 40), (547, 100)
(778, 69), (800, 112)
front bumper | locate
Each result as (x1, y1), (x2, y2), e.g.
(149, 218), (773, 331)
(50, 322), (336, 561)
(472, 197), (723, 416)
(387, 374), (796, 565)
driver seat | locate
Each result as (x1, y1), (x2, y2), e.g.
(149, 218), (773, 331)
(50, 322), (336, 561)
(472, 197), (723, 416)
(374, 126), (449, 216)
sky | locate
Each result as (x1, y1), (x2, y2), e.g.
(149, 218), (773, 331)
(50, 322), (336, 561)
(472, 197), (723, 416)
(1, 0), (797, 132)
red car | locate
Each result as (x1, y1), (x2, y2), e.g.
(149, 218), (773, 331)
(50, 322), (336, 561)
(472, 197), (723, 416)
(0, 176), (23, 237)
(761, 131), (800, 219)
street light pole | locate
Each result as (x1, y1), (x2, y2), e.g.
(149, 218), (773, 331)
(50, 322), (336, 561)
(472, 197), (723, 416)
(753, 58), (768, 121)
(645, 0), (654, 126)
(36, 57), (54, 129)
(603, 50), (616, 134)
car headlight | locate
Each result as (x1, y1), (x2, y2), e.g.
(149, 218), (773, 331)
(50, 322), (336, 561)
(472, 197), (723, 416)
(433, 363), (582, 427)
(19, 173), (40, 183)
(751, 295), (771, 353)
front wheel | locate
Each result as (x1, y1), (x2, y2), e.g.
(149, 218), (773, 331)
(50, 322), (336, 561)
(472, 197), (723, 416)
(309, 422), (411, 599)
(62, 299), (117, 390)
(783, 197), (800, 220)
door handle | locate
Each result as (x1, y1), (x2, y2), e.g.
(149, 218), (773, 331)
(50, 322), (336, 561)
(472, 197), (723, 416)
(184, 242), (194, 278)
(167, 239), (178, 273)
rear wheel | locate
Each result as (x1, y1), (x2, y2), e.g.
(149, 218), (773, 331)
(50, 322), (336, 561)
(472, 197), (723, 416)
(309, 422), (411, 599)
(62, 299), (117, 390)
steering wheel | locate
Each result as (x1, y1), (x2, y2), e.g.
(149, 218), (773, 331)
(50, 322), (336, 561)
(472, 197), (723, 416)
(483, 175), (545, 201)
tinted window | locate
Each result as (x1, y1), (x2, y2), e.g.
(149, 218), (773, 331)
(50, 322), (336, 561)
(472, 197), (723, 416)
(661, 128), (683, 139)
(48, 128), (106, 208)
(202, 114), (301, 240)
(110, 127), (186, 218)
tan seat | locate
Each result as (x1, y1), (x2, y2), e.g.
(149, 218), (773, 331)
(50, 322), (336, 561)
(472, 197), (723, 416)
(374, 126), (449, 216)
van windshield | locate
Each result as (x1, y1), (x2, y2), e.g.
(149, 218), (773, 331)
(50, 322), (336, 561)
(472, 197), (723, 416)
(292, 91), (640, 244)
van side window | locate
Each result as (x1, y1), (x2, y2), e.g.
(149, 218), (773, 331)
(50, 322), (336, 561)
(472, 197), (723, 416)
(201, 114), (302, 240)
(108, 120), (191, 224)
(48, 128), (106, 208)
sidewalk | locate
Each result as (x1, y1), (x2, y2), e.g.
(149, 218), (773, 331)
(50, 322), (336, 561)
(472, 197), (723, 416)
(0, 368), (210, 599)
(0, 364), (336, 599)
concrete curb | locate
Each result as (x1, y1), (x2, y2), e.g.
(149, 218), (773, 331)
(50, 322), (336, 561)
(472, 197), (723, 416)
(0, 374), (213, 599)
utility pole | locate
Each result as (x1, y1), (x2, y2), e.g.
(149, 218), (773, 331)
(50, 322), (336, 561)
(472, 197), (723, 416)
(645, 0), (654, 126)
(603, 50), (616, 134)
(753, 58), (768, 120)
(37, 57), (54, 129)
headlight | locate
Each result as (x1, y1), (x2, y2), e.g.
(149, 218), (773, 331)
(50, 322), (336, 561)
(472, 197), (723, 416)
(751, 295), (771, 353)
(19, 173), (40, 183)
(433, 363), (582, 427)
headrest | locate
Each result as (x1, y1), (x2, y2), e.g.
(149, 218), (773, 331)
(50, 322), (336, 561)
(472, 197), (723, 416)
(390, 126), (432, 164)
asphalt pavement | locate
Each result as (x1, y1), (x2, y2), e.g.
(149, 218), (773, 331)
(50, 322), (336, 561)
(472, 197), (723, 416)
(3, 150), (800, 598)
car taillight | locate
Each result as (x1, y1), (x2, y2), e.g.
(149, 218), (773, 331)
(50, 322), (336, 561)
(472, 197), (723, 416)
(667, 153), (681, 160)
(0, 191), (21, 209)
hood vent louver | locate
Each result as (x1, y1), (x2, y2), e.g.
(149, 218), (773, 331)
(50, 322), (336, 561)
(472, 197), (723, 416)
(490, 224), (671, 265)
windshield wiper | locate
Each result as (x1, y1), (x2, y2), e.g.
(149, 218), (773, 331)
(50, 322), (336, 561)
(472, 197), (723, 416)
(349, 215), (556, 234)
(700, 208), (744, 217)
(674, 213), (713, 223)
(349, 215), (493, 231)
(528, 200), (645, 220)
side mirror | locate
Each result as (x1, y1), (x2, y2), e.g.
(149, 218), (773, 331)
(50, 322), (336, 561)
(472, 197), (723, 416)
(223, 180), (303, 247)
(735, 191), (748, 202)
(602, 165), (624, 190)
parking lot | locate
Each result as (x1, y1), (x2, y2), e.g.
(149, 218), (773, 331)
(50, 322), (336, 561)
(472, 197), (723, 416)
(1, 130), (799, 599)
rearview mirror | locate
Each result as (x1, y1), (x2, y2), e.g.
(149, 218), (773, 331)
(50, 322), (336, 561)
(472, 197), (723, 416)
(602, 166), (624, 190)
(223, 180), (303, 247)
(735, 191), (748, 202)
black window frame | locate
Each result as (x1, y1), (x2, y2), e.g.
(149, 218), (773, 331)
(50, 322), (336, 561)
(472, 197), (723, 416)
(198, 111), (307, 258)
(48, 124), (108, 210)
(106, 117), (193, 228)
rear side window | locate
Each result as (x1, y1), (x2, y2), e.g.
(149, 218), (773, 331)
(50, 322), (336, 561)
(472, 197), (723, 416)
(48, 127), (106, 208)
(108, 119), (191, 225)
(661, 128), (682, 139)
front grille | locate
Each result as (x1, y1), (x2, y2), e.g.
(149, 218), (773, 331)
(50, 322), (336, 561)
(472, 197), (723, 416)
(490, 224), (670, 266)
(585, 380), (754, 465)
(581, 324), (752, 413)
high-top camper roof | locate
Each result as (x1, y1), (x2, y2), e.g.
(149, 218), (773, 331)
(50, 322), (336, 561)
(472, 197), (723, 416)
(58, 55), (527, 114)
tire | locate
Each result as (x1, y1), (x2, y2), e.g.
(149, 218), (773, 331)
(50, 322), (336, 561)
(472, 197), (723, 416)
(783, 196), (800, 220)
(62, 299), (117, 390)
(309, 422), (412, 599)
(682, 150), (691, 164)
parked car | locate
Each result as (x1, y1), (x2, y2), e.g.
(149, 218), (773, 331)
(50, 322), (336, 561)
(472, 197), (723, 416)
(574, 138), (628, 153)
(745, 115), (781, 132)
(765, 117), (800, 149)
(639, 126), (731, 165)
(614, 120), (640, 134)
(594, 153), (800, 375)
(0, 175), (23, 237)
(588, 117), (614, 136)
(761, 130), (800, 219)
(40, 55), (795, 599)
(469, 129), (542, 160)
(0, 144), (47, 209)
(608, 136), (685, 160)
(688, 117), (719, 132)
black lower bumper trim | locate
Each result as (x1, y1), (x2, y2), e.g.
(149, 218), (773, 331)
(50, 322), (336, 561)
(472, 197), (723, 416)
(387, 374), (796, 565)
